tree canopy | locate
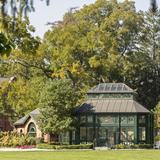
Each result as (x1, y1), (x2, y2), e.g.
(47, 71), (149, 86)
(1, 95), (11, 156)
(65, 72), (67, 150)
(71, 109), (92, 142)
(0, 0), (160, 132)
(37, 79), (84, 134)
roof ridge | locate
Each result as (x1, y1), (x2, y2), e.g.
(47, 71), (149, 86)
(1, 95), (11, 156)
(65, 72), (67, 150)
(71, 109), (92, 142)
(88, 83), (134, 94)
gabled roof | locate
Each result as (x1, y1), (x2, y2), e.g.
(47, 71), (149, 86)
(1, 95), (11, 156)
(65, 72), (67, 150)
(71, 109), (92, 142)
(76, 99), (150, 114)
(88, 83), (134, 94)
(14, 108), (40, 126)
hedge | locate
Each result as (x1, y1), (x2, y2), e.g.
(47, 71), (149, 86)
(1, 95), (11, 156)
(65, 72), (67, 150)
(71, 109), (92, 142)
(112, 144), (153, 149)
(37, 143), (93, 149)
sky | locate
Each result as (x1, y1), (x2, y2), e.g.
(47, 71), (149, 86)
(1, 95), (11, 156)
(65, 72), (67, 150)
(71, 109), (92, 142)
(29, 0), (160, 38)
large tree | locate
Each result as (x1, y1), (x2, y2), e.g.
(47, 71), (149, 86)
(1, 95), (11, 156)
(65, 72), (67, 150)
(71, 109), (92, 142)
(39, 0), (142, 87)
(123, 6), (160, 110)
(0, 17), (43, 119)
(37, 79), (84, 134)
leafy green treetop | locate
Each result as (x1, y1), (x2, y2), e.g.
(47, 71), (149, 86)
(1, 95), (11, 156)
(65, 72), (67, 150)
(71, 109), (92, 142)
(38, 79), (84, 134)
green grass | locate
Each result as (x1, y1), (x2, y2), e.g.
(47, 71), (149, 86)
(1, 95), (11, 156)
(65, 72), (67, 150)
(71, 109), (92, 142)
(0, 150), (160, 160)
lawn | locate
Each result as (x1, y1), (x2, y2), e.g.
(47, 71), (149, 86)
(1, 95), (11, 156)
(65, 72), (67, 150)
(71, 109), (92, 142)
(0, 150), (160, 160)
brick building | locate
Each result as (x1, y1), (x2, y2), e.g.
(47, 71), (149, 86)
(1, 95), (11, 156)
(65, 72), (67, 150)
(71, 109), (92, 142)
(0, 77), (14, 131)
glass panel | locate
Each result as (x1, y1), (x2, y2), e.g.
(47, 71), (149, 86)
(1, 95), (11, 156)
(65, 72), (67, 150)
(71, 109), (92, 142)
(99, 84), (105, 91)
(139, 127), (146, 141)
(111, 84), (117, 91)
(98, 128), (106, 139)
(87, 115), (93, 123)
(88, 93), (133, 99)
(72, 131), (75, 143)
(97, 116), (115, 124)
(87, 127), (94, 142)
(28, 123), (36, 137)
(123, 85), (128, 91)
(97, 127), (118, 146)
(127, 127), (135, 141)
(121, 127), (135, 142)
(59, 132), (69, 144)
(139, 115), (146, 124)
(80, 116), (86, 124)
(117, 84), (123, 91)
(105, 84), (111, 91)
(128, 116), (135, 124)
(115, 116), (119, 123)
(121, 127), (127, 142)
(80, 127), (87, 141)
(121, 116), (127, 124)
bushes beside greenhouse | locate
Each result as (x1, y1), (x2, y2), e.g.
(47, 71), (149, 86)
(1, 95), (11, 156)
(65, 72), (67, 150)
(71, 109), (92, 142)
(0, 132), (37, 147)
(37, 143), (93, 149)
(112, 143), (153, 149)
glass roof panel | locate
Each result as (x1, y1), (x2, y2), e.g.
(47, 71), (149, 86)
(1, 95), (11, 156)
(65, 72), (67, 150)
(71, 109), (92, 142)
(99, 84), (105, 91)
(111, 84), (117, 91)
(88, 83), (134, 93)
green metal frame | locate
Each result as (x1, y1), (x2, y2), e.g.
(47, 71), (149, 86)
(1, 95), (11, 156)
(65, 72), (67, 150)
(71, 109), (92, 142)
(73, 113), (150, 146)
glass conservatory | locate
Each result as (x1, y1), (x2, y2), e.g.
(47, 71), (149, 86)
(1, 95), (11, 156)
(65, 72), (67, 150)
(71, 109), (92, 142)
(73, 83), (152, 147)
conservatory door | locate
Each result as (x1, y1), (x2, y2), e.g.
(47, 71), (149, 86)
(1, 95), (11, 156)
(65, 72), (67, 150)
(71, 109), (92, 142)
(98, 127), (116, 147)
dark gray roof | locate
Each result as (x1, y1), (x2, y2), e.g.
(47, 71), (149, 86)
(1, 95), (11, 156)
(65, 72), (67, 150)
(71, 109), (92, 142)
(14, 108), (40, 126)
(76, 99), (150, 114)
(88, 83), (134, 94)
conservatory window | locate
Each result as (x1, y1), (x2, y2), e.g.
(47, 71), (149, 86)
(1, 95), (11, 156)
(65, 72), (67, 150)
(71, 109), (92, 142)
(87, 116), (93, 123)
(139, 115), (146, 124)
(128, 116), (135, 124)
(80, 116), (86, 124)
(87, 127), (94, 142)
(27, 122), (36, 137)
(97, 116), (115, 124)
(80, 127), (87, 142)
(121, 116), (127, 124)
(139, 127), (146, 141)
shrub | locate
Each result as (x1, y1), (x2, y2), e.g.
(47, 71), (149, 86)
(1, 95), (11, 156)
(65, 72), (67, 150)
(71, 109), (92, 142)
(36, 137), (44, 144)
(138, 144), (153, 149)
(130, 144), (139, 149)
(37, 143), (93, 149)
(154, 135), (160, 142)
(114, 143), (153, 149)
(114, 144), (127, 149)
(0, 132), (37, 147)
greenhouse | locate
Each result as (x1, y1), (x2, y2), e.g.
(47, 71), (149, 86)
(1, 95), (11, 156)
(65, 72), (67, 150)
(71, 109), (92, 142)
(74, 83), (152, 147)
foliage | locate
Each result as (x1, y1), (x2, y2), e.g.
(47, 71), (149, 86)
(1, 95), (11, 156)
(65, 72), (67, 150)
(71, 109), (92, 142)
(0, 76), (46, 119)
(0, 33), (12, 56)
(0, 0), (160, 134)
(37, 79), (84, 134)
(0, 15), (43, 120)
(154, 135), (160, 142)
(123, 9), (160, 110)
(40, 0), (142, 86)
(0, 132), (36, 147)
(153, 102), (160, 128)
(0, 0), (49, 24)
(0, 16), (40, 56)
(36, 143), (93, 149)
(113, 143), (153, 149)
(38, 0), (160, 110)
